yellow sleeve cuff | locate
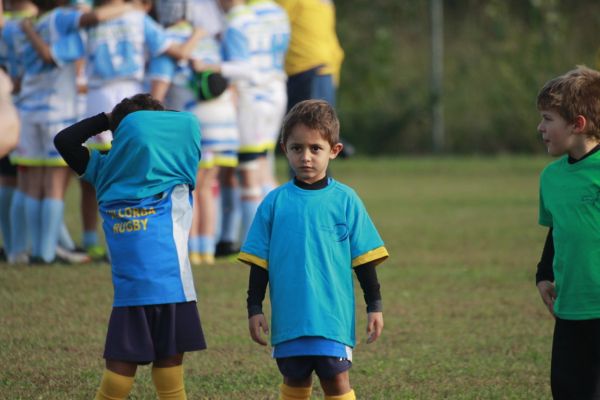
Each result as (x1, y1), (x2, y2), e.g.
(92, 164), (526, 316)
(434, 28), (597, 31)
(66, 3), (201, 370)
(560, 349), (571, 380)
(352, 246), (389, 268)
(238, 252), (268, 269)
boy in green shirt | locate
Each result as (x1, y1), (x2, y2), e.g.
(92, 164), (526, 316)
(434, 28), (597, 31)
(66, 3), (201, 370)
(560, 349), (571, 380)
(536, 66), (600, 399)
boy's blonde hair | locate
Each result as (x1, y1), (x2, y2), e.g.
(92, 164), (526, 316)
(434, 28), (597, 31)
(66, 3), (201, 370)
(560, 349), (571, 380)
(537, 66), (600, 139)
(281, 100), (340, 147)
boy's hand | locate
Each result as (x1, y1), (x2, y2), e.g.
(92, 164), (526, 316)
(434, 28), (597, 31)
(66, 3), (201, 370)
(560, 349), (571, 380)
(249, 314), (269, 346)
(366, 312), (384, 343)
(537, 280), (556, 317)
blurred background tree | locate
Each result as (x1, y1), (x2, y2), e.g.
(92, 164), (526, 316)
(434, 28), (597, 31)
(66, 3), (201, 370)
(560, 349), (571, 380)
(335, 0), (600, 154)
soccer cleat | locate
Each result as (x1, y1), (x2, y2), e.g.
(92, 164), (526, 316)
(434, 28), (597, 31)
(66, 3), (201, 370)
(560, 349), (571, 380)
(7, 252), (29, 265)
(85, 244), (108, 262)
(55, 246), (92, 264)
(189, 252), (215, 265)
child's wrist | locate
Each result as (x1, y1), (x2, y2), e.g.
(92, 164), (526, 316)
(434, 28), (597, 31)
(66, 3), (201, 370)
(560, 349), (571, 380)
(247, 305), (263, 318)
(366, 300), (383, 313)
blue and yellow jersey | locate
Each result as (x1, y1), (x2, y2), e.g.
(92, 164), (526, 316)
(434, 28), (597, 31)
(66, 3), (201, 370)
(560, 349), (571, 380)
(239, 179), (388, 347)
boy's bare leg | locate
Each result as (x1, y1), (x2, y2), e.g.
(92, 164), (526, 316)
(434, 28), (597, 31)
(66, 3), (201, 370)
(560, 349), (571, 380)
(281, 376), (313, 400)
(319, 371), (352, 396)
(106, 360), (138, 377)
(154, 353), (184, 368)
(191, 166), (219, 264)
(284, 375), (312, 388)
(44, 166), (70, 199)
(80, 180), (98, 234)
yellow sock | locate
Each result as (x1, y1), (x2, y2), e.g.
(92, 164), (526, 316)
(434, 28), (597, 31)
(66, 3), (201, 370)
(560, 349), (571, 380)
(94, 369), (134, 400)
(325, 389), (356, 400)
(279, 383), (312, 400)
(151, 365), (187, 400)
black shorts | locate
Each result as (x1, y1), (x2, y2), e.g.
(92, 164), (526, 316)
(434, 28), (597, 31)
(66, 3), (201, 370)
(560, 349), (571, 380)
(551, 317), (600, 399)
(0, 156), (16, 177)
(238, 150), (267, 164)
(276, 356), (352, 380)
(103, 301), (206, 364)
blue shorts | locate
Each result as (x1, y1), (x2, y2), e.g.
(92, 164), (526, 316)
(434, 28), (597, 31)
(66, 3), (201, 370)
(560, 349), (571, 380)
(103, 301), (206, 364)
(276, 356), (352, 380)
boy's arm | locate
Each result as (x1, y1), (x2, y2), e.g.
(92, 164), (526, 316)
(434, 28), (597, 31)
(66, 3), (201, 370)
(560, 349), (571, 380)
(54, 113), (110, 176)
(354, 262), (382, 313)
(536, 227), (555, 284)
(78, 2), (135, 28)
(355, 261), (384, 343)
(164, 28), (206, 61)
(247, 264), (270, 346)
(150, 79), (170, 103)
(21, 18), (54, 64)
(536, 228), (556, 316)
(0, 70), (19, 158)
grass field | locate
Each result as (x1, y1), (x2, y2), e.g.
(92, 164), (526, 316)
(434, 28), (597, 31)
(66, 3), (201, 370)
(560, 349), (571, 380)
(0, 156), (554, 399)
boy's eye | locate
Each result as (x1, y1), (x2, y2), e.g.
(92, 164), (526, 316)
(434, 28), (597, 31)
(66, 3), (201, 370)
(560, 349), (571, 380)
(311, 146), (322, 152)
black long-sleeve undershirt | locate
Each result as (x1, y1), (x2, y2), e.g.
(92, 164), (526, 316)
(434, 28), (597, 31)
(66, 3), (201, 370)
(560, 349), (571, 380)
(53, 113), (109, 176)
(536, 228), (554, 284)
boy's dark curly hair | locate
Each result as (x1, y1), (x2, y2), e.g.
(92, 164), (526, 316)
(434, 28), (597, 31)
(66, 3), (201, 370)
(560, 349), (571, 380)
(280, 99), (340, 147)
(110, 93), (165, 132)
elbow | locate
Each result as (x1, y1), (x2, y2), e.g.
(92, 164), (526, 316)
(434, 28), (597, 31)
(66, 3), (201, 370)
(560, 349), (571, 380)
(78, 14), (99, 28)
(53, 130), (68, 154)
(166, 45), (186, 61)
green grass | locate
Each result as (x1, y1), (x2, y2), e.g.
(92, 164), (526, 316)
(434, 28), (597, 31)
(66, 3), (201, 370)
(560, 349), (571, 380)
(0, 156), (553, 399)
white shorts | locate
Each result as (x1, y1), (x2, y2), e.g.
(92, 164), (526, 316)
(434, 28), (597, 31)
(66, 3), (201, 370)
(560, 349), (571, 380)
(198, 149), (238, 169)
(10, 113), (69, 167)
(237, 81), (287, 155)
(85, 80), (144, 150)
(192, 89), (239, 154)
(263, 80), (287, 150)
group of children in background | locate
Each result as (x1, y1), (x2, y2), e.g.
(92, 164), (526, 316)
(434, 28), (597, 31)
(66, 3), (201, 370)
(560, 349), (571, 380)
(0, 0), (290, 266)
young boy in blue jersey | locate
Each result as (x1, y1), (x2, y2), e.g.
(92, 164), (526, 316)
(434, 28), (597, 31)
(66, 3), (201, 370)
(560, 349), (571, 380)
(535, 66), (600, 399)
(55, 93), (206, 400)
(239, 100), (388, 400)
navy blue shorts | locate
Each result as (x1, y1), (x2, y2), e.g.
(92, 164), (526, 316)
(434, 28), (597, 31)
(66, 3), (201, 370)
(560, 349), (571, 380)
(103, 301), (206, 364)
(238, 150), (267, 164)
(276, 356), (352, 380)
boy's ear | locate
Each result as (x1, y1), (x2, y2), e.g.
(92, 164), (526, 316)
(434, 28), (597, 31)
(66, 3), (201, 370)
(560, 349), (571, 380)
(573, 115), (588, 133)
(330, 142), (344, 159)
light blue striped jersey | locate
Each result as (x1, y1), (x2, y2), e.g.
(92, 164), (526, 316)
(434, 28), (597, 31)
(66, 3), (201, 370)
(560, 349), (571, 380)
(1, 18), (28, 81)
(147, 21), (221, 111)
(221, 4), (255, 63)
(248, 0), (289, 77)
(84, 10), (171, 88)
(7, 8), (84, 123)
